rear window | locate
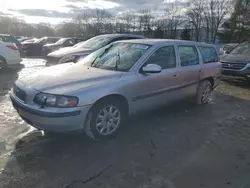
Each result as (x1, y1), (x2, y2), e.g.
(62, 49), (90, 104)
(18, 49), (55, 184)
(48, 38), (59, 43)
(198, 46), (218, 63)
(0, 35), (19, 45)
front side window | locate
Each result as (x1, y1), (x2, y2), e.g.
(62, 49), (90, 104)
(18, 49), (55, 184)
(144, 46), (176, 69)
(178, 46), (199, 66)
(78, 43), (151, 72)
(198, 46), (218, 63)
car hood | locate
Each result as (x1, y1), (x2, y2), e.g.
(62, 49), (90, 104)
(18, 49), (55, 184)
(220, 54), (250, 63)
(18, 63), (122, 94)
(48, 47), (93, 57)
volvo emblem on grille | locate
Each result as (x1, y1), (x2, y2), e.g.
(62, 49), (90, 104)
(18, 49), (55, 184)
(228, 64), (232, 67)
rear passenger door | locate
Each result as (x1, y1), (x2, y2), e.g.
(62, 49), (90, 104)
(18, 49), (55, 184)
(198, 46), (221, 84)
(177, 45), (201, 97)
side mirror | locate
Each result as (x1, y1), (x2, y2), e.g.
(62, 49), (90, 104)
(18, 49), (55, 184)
(219, 49), (224, 55)
(142, 64), (162, 74)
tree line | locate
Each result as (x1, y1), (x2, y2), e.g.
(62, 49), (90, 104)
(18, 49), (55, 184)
(0, 0), (249, 43)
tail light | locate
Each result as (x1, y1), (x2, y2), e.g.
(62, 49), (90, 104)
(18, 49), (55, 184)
(6, 45), (18, 51)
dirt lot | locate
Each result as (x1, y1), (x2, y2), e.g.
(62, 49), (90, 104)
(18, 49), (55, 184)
(0, 59), (250, 188)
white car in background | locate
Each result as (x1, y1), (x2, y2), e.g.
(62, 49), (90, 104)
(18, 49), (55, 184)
(0, 41), (22, 70)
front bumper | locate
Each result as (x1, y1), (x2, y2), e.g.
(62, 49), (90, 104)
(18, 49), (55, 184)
(10, 94), (91, 133)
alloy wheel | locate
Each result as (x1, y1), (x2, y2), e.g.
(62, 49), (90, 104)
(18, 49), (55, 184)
(95, 105), (121, 136)
(201, 84), (212, 103)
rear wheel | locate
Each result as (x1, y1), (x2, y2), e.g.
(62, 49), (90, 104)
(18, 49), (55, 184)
(84, 99), (126, 140)
(196, 80), (213, 104)
(0, 56), (6, 70)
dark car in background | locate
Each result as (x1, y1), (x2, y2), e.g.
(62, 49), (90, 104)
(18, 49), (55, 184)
(22, 37), (60, 57)
(42, 38), (85, 56)
(221, 42), (250, 81)
(0, 34), (24, 57)
(46, 34), (145, 66)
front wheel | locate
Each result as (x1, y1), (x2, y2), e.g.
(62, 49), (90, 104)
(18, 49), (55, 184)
(83, 99), (125, 140)
(196, 80), (213, 104)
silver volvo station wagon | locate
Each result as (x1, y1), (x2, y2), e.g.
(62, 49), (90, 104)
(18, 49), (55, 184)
(10, 39), (221, 140)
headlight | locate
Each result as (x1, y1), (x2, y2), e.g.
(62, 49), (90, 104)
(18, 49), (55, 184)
(59, 55), (78, 64)
(34, 93), (79, 108)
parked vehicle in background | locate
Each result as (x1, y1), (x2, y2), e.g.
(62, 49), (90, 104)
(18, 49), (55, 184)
(0, 34), (24, 57)
(219, 43), (239, 55)
(18, 37), (32, 42)
(221, 41), (250, 81)
(45, 34), (145, 66)
(10, 39), (221, 140)
(42, 38), (81, 56)
(0, 41), (22, 70)
(22, 38), (38, 44)
(22, 37), (60, 57)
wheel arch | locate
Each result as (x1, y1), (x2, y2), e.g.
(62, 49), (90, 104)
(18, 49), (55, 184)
(200, 77), (214, 87)
(92, 94), (129, 116)
(0, 55), (7, 69)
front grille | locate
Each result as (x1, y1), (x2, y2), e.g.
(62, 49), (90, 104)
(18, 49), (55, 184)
(13, 84), (26, 102)
(221, 62), (247, 70)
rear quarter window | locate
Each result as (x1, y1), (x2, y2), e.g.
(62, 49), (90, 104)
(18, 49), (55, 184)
(198, 46), (218, 63)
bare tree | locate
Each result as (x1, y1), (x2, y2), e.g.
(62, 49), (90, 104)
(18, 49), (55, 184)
(123, 13), (133, 33)
(92, 9), (113, 35)
(139, 9), (154, 33)
(186, 0), (205, 41)
(204, 0), (233, 43)
(164, 2), (183, 39)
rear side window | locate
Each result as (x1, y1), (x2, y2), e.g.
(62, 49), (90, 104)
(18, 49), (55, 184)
(198, 46), (218, 63)
(178, 46), (199, 66)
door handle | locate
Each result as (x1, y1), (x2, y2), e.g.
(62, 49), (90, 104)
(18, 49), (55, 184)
(172, 73), (178, 77)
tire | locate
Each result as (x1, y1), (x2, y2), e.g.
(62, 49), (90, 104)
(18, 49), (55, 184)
(83, 99), (126, 141)
(196, 80), (213, 104)
(0, 56), (7, 70)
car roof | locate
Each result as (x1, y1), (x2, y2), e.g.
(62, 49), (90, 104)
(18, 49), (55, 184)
(97, 34), (145, 39)
(0, 34), (11, 36)
(116, 39), (215, 47)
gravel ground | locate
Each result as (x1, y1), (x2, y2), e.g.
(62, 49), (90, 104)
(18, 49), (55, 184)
(0, 59), (250, 188)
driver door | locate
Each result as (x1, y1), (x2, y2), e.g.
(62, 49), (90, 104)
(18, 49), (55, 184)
(131, 45), (180, 113)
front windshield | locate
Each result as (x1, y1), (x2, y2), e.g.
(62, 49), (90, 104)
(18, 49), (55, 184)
(78, 42), (151, 72)
(55, 38), (68, 44)
(230, 42), (250, 55)
(35, 37), (46, 43)
(74, 41), (85, 48)
(76, 35), (113, 50)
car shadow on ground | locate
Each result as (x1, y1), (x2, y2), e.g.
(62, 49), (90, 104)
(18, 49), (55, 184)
(1, 93), (250, 188)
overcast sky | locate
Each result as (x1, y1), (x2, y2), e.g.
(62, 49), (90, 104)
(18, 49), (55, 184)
(0, 0), (188, 24)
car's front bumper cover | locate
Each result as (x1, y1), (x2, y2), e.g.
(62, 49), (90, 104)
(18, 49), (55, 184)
(10, 94), (91, 133)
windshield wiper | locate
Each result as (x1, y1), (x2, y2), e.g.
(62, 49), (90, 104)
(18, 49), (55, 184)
(115, 48), (120, 71)
(90, 44), (113, 67)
